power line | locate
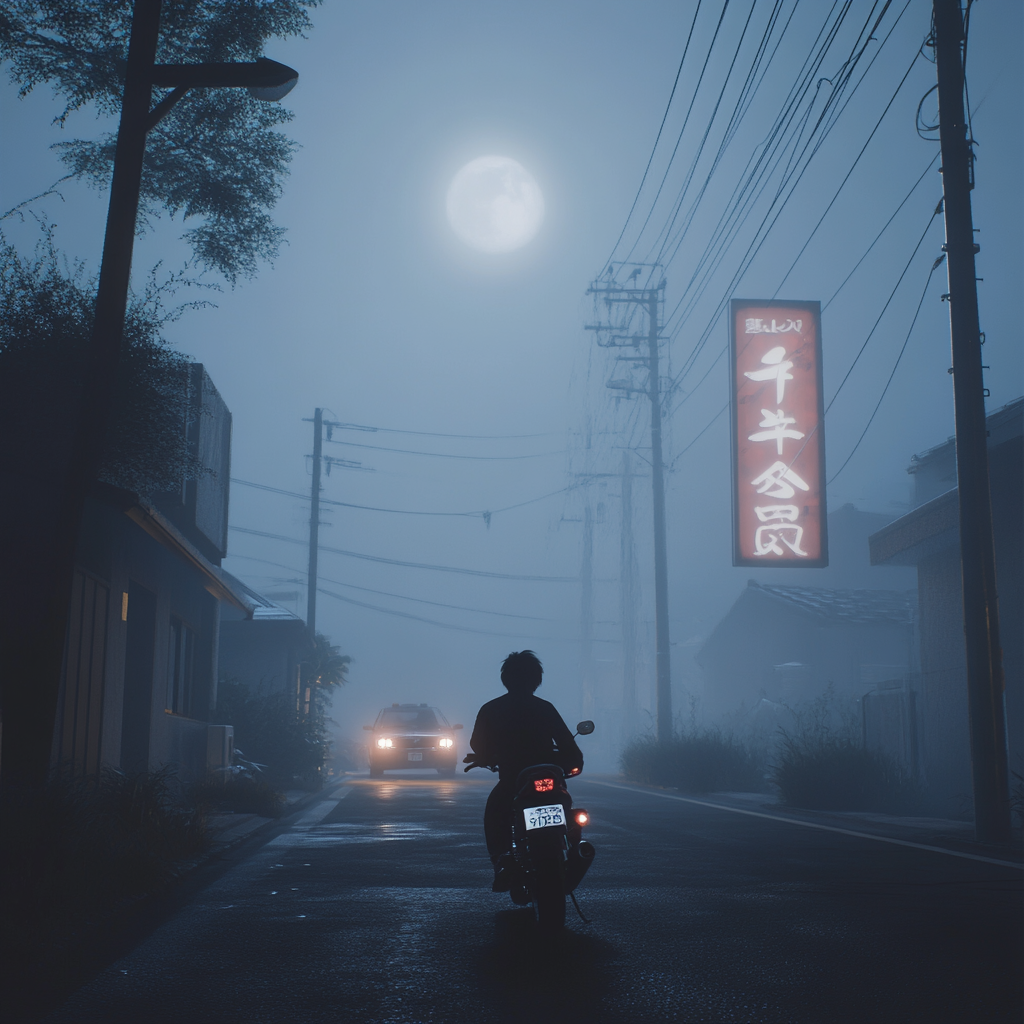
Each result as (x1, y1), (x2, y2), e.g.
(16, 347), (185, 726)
(828, 253), (945, 482)
(822, 152), (940, 310)
(325, 438), (564, 460)
(604, 0), (704, 267)
(229, 525), (579, 582)
(228, 553), (549, 620)
(824, 202), (941, 416)
(325, 421), (551, 439)
(230, 477), (572, 519)
(666, 42), (922, 398)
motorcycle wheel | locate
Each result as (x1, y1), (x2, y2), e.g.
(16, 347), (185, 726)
(532, 860), (566, 931)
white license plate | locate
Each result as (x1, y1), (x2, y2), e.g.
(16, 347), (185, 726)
(524, 804), (566, 830)
(407, 751), (423, 762)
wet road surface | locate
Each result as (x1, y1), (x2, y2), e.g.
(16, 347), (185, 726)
(45, 773), (1022, 1023)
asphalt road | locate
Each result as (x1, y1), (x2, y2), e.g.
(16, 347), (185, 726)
(44, 773), (1022, 1023)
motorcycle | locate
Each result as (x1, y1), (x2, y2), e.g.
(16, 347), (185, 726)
(463, 720), (597, 931)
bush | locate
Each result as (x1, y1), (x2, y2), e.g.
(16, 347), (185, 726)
(216, 680), (326, 788)
(621, 731), (765, 794)
(191, 774), (285, 818)
(772, 735), (920, 813)
(0, 767), (208, 935)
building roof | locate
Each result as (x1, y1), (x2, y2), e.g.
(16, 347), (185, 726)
(214, 568), (306, 623)
(909, 396), (1022, 475)
(745, 580), (916, 626)
(92, 481), (252, 614)
(868, 487), (959, 567)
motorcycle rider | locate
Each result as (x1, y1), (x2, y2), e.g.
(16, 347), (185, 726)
(468, 650), (584, 891)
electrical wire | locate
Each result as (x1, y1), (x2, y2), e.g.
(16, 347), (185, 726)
(822, 153), (939, 310)
(227, 553), (549, 620)
(230, 477), (572, 519)
(228, 525), (579, 582)
(827, 253), (946, 483)
(824, 201), (941, 416)
(325, 438), (564, 460)
(604, 0), (704, 267)
(324, 422), (552, 439)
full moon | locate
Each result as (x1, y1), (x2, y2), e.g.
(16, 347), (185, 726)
(446, 156), (544, 253)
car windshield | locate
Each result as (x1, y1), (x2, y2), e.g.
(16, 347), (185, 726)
(381, 708), (439, 730)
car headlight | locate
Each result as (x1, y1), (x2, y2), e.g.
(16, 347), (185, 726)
(439, 737), (453, 748)
(376, 737), (393, 749)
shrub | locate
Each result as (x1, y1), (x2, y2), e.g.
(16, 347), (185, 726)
(216, 680), (325, 788)
(0, 767), (208, 935)
(621, 731), (765, 794)
(772, 735), (920, 813)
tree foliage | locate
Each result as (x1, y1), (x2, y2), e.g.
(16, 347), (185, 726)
(0, 224), (205, 496)
(0, 1), (319, 282)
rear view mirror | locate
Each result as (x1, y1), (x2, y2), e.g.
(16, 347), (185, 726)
(576, 720), (595, 735)
(362, 725), (373, 731)
(453, 723), (464, 730)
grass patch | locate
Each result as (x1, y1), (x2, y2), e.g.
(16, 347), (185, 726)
(621, 731), (765, 794)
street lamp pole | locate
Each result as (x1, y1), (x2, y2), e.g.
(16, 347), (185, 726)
(5, 0), (299, 784)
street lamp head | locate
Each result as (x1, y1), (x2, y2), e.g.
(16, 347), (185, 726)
(246, 58), (298, 102)
(151, 57), (298, 100)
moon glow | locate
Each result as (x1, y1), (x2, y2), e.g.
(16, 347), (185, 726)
(446, 156), (544, 253)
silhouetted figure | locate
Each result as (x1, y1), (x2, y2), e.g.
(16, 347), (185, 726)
(469, 650), (583, 888)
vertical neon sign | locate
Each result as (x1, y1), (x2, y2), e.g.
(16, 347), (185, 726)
(730, 299), (827, 568)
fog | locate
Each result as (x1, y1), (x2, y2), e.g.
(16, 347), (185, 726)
(2, 0), (1021, 775)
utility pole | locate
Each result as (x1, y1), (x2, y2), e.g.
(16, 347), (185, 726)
(620, 450), (639, 744)
(587, 270), (673, 744)
(932, 0), (1010, 844)
(580, 502), (595, 717)
(307, 408), (323, 636)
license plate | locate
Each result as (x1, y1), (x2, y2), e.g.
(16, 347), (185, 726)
(524, 804), (566, 830)
(407, 751), (423, 762)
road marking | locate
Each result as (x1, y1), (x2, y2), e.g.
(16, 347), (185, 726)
(293, 784), (353, 827)
(585, 779), (1024, 870)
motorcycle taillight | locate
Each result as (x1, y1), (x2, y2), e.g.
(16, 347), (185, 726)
(533, 778), (554, 792)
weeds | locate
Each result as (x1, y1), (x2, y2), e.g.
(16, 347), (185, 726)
(621, 731), (766, 794)
(0, 767), (209, 955)
(771, 735), (920, 813)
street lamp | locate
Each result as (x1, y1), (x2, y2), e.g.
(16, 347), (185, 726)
(32, 0), (299, 782)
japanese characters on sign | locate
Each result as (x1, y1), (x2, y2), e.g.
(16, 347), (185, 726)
(730, 300), (827, 568)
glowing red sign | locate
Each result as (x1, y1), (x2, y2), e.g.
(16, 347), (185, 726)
(730, 299), (827, 568)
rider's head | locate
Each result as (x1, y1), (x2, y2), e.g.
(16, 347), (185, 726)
(500, 650), (543, 694)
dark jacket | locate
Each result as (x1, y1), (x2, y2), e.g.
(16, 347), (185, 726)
(469, 692), (584, 784)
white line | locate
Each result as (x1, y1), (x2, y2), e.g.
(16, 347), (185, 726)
(293, 784), (353, 827)
(585, 779), (1023, 870)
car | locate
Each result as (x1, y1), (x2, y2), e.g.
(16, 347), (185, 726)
(363, 703), (463, 777)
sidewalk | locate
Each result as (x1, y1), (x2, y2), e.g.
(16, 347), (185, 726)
(204, 783), (345, 854)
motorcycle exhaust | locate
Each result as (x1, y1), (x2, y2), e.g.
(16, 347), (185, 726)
(564, 840), (595, 894)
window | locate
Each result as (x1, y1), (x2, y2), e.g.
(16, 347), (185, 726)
(167, 616), (196, 717)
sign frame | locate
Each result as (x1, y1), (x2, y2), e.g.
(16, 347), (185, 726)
(729, 298), (828, 569)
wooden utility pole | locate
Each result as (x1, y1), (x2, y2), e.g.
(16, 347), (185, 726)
(619, 449), (639, 744)
(307, 408), (323, 636)
(647, 290), (673, 744)
(586, 274), (672, 744)
(932, 0), (1010, 843)
(580, 502), (595, 717)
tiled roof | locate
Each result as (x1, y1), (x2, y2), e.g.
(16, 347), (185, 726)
(747, 580), (915, 626)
